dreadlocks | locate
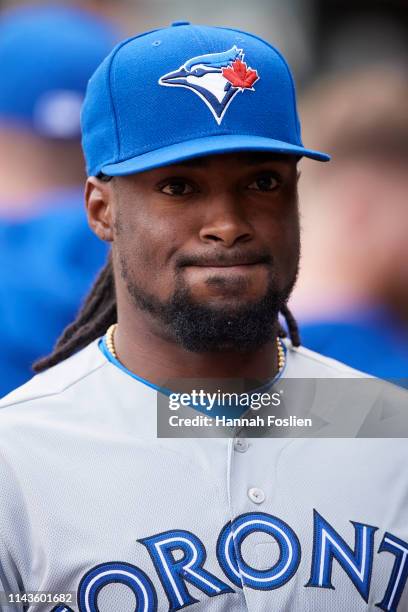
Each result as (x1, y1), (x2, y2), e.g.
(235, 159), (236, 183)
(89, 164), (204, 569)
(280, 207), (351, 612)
(33, 254), (116, 372)
(33, 255), (300, 373)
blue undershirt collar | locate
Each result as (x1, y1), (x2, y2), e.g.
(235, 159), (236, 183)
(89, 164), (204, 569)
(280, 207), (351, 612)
(99, 334), (287, 416)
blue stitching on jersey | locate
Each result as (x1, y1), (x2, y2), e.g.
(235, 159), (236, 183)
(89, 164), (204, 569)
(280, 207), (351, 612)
(99, 336), (173, 395)
(99, 334), (287, 411)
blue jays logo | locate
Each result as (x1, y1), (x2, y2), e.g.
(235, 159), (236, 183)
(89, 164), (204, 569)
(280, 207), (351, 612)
(159, 46), (260, 125)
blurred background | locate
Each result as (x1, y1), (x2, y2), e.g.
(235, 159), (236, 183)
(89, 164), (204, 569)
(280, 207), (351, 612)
(0, 0), (407, 396)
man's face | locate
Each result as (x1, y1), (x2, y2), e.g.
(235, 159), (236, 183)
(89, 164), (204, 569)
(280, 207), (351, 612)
(104, 152), (300, 351)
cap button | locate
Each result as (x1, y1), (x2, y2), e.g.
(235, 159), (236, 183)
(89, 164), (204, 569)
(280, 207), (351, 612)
(171, 21), (191, 27)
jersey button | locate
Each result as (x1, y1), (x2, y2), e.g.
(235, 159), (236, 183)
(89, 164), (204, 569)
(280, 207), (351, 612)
(248, 487), (265, 504)
(234, 438), (249, 453)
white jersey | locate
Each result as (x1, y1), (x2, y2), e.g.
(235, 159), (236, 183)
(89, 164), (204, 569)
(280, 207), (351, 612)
(0, 338), (407, 612)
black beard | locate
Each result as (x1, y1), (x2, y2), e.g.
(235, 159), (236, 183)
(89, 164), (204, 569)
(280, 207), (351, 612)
(120, 259), (297, 353)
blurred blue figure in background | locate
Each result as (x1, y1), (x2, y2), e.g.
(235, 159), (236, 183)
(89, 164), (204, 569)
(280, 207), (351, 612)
(0, 4), (118, 218)
(292, 66), (408, 386)
(0, 5), (118, 395)
(0, 201), (108, 396)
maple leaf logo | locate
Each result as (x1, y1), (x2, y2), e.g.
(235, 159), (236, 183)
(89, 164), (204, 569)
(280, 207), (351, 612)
(222, 59), (259, 89)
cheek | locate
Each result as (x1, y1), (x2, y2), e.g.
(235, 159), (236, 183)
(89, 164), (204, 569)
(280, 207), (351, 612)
(261, 205), (300, 281)
(277, 228), (300, 289)
(114, 212), (182, 297)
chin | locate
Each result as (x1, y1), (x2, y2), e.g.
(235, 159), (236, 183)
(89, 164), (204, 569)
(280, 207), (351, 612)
(199, 294), (266, 311)
(191, 282), (270, 306)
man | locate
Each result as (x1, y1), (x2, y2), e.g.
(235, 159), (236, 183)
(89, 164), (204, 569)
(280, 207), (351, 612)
(0, 4), (118, 219)
(0, 204), (108, 397)
(290, 67), (408, 384)
(0, 5), (117, 395)
(0, 23), (407, 612)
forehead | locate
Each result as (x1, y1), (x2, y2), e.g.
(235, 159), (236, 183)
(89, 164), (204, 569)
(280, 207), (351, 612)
(112, 151), (299, 191)
(169, 151), (299, 169)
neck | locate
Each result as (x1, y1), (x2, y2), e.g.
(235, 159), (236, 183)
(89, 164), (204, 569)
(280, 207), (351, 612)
(112, 308), (280, 390)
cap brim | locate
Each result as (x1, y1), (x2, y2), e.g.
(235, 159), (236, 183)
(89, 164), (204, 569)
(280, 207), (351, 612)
(100, 134), (330, 176)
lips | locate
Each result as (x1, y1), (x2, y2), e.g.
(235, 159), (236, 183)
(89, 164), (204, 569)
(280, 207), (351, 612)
(191, 261), (264, 268)
(180, 254), (271, 268)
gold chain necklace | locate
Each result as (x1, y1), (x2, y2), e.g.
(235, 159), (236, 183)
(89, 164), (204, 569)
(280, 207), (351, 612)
(106, 323), (286, 373)
(106, 323), (118, 359)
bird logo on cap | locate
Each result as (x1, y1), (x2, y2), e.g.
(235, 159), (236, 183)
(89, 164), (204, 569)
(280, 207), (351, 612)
(159, 46), (260, 125)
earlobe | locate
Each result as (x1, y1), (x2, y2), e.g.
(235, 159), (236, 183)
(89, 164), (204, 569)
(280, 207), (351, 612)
(85, 177), (114, 242)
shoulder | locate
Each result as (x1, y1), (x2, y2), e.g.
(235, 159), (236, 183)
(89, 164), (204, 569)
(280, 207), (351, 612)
(283, 340), (371, 378)
(0, 339), (107, 413)
(283, 342), (408, 436)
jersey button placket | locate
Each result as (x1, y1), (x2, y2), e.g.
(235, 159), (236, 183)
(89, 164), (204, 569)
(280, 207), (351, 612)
(248, 487), (266, 504)
(234, 438), (249, 453)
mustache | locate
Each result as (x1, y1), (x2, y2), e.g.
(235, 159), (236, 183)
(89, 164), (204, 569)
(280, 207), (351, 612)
(176, 250), (273, 268)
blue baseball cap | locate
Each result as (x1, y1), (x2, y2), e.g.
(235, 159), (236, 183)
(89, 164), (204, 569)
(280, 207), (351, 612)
(0, 5), (118, 139)
(81, 22), (330, 176)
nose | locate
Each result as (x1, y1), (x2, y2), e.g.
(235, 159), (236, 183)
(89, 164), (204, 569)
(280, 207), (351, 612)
(199, 195), (254, 248)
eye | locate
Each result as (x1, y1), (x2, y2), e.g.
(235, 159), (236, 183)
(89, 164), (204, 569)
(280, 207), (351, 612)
(160, 180), (194, 196)
(247, 173), (281, 192)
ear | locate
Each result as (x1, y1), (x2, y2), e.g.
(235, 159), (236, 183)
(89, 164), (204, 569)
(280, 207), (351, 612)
(85, 176), (114, 242)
